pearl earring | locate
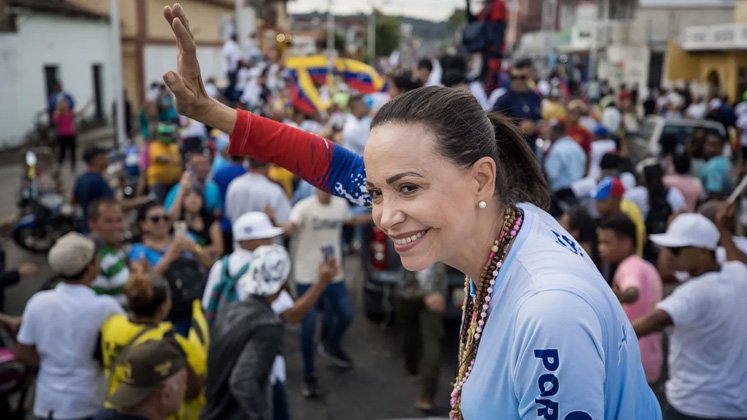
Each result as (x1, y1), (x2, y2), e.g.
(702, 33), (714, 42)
(478, 200), (487, 209)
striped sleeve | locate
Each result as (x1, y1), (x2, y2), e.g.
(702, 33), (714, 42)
(228, 109), (371, 206)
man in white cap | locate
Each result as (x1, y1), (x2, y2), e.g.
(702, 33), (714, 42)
(201, 245), (337, 420)
(202, 211), (283, 324)
(633, 213), (747, 420)
(15, 232), (124, 419)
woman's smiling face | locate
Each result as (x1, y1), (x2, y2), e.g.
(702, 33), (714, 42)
(363, 122), (482, 271)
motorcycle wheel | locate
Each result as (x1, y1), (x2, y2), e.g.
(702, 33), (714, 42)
(12, 224), (70, 253)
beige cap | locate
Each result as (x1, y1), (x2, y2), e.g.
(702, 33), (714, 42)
(48, 232), (96, 276)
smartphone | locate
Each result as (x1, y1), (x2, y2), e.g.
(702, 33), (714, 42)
(174, 221), (188, 236)
(727, 176), (747, 204)
(321, 244), (335, 263)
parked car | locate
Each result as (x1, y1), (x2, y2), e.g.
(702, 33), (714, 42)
(360, 224), (465, 322)
(627, 116), (727, 167)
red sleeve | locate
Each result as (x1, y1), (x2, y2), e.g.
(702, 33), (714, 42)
(490, 0), (507, 21)
(228, 109), (334, 188)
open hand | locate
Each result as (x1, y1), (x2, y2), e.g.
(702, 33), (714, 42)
(716, 201), (736, 233)
(162, 3), (213, 120)
(18, 262), (40, 278)
(318, 259), (340, 285)
(423, 292), (446, 313)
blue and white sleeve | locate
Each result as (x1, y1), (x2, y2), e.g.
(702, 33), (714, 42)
(511, 290), (605, 420)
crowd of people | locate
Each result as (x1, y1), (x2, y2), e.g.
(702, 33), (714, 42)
(0, 4), (746, 419)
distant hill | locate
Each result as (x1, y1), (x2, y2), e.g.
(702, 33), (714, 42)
(290, 11), (452, 40)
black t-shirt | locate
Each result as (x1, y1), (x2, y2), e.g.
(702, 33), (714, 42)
(92, 409), (149, 420)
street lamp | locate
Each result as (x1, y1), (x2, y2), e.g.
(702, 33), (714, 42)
(110, 0), (125, 149)
(367, 0), (391, 65)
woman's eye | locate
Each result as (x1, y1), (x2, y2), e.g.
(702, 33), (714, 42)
(399, 184), (419, 194)
(367, 189), (382, 200)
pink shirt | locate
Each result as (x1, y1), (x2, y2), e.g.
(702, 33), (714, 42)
(664, 174), (704, 212)
(52, 111), (75, 136)
(614, 255), (663, 383)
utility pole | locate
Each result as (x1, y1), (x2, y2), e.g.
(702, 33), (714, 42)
(327, 0), (335, 54)
(110, 0), (125, 148)
(368, 7), (376, 63)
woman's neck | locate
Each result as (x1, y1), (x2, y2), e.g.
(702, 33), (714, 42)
(144, 235), (169, 247)
(129, 314), (161, 326)
(454, 204), (507, 283)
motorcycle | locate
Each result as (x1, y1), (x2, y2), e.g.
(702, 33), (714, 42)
(106, 143), (140, 199)
(11, 151), (79, 253)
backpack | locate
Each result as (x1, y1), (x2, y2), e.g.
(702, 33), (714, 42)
(204, 256), (250, 326)
(462, 21), (487, 53)
(163, 255), (207, 321)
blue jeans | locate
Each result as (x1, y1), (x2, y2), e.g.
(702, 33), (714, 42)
(296, 282), (354, 378)
(272, 381), (290, 420)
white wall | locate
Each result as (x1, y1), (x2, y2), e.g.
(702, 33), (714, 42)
(0, 13), (112, 148)
(634, 6), (734, 48)
(143, 44), (224, 92)
(598, 44), (651, 90)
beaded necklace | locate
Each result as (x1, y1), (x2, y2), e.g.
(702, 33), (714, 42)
(449, 206), (523, 420)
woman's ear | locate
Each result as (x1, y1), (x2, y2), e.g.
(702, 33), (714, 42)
(471, 156), (497, 196)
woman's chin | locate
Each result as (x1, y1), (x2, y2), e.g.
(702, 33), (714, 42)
(400, 255), (435, 272)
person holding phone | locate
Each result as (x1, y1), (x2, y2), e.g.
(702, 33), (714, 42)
(283, 188), (370, 398)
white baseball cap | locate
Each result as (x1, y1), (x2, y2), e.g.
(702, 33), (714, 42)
(649, 213), (720, 250)
(237, 245), (291, 297)
(232, 212), (283, 241)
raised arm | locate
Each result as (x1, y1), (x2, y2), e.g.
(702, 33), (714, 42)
(162, 3), (369, 206)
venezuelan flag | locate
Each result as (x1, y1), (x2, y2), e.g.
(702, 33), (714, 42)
(286, 56), (331, 85)
(287, 68), (327, 116)
(335, 58), (386, 94)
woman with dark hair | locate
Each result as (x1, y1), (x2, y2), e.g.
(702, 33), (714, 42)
(388, 70), (423, 98)
(559, 206), (601, 270)
(129, 203), (212, 273)
(167, 173), (224, 262)
(98, 271), (206, 416)
(161, 4), (661, 418)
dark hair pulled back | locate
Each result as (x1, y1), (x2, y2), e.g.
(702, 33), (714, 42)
(371, 86), (550, 209)
(124, 272), (170, 318)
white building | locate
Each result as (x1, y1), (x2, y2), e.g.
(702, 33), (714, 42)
(0, 0), (112, 148)
(548, 0), (734, 93)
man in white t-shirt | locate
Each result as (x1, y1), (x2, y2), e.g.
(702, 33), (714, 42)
(222, 34), (242, 99)
(226, 159), (291, 230)
(341, 95), (371, 156)
(284, 189), (370, 397)
(202, 211), (282, 322)
(16, 233), (123, 419)
(633, 214), (747, 419)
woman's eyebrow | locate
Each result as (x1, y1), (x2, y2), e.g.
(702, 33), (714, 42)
(385, 172), (424, 184)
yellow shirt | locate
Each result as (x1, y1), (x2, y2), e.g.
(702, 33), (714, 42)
(100, 301), (208, 419)
(542, 100), (567, 121)
(147, 141), (182, 186)
(621, 199), (646, 256)
(268, 165), (296, 198)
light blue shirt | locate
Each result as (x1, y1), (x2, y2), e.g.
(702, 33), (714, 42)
(460, 203), (661, 419)
(700, 156), (732, 195)
(164, 180), (222, 213)
(544, 137), (587, 192)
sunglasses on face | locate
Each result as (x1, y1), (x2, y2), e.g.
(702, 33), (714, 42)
(148, 215), (170, 224)
(668, 246), (689, 256)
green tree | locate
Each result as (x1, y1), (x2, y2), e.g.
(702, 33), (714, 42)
(447, 8), (467, 32)
(374, 10), (401, 57)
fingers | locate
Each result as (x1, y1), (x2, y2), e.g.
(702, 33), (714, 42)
(172, 18), (194, 53)
(172, 3), (192, 38)
(163, 70), (192, 102)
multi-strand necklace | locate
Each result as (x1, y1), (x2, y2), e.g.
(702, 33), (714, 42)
(449, 206), (523, 420)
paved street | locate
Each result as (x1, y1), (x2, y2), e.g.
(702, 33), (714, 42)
(0, 130), (460, 419)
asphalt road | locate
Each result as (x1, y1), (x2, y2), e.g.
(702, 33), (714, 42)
(0, 133), (460, 419)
